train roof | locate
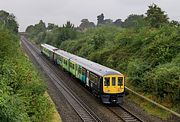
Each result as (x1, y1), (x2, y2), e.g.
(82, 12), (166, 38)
(70, 53), (122, 76)
(41, 44), (58, 52)
(41, 43), (123, 77)
(54, 49), (73, 59)
(55, 49), (123, 76)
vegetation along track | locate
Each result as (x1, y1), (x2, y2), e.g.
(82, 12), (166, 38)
(21, 36), (102, 122)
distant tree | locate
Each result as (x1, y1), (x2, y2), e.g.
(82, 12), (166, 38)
(35, 20), (46, 32)
(122, 14), (146, 28)
(47, 23), (57, 30)
(79, 19), (95, 30)
(25, 20), (46, 40)
(97, 14), (113, 26)
(63, 21), (74, 28)
(0, 10), (18, 33)
(113, 19), (123, 27)
(170, 20), (180, 27)
(53, 21), (77, 46)
(97, 13), (104, 25)
(145, 4), (169, 28)
(25, 25), (34, 33)
(103, 19), (113, 25)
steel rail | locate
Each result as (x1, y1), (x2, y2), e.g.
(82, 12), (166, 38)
(106, 106), (143, 122)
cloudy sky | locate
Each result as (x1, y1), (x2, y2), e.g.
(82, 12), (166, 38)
(0, 0), (179, 31)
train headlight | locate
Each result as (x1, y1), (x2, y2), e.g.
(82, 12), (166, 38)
(106, 90), (110, 93)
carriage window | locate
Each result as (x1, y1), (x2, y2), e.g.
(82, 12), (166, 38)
(70, 62), (74, 69)
(118, 77), (123, 86)
(78, 67), (82, 73)
(59, 57), (62, 62)
(112, 77), (116, 86)
(82, 68), (86, 75)
(72, 64), (74, 69)
(89, 72), (98, 85)
(104, 77), (110, 86)
(64, 60), (67, 65)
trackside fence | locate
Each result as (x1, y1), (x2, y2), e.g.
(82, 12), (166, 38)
(125, 86), (180, 118)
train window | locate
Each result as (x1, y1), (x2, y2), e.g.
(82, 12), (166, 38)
(104, 77), (110, 86)
(64, 60), (67, 65)
(78, 67), (82, 73)
(118, 77), (123, 86)
(70, 62), (72, 68)
(89, 72), (98, 85)
(59, 57), (62, 62)
(70, 63), (74, 69)
(82, 68), (86, 75)
(112, 77), (116, 86)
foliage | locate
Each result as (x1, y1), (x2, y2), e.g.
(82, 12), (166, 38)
(0, 21), (53, 121)
(145, 4), (169, 28)
(122, 14), (148, 28)
(0, 10), (19, 33)
(79, 19), (95, 30)
(97, 13), (113, 26)
(26, 21), (77, 46)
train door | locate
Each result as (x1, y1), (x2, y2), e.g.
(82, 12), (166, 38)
(86, 70), (89, 87)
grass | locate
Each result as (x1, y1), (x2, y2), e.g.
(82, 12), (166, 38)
(45, 92), (62, 122)
(126, 92), (172, 119)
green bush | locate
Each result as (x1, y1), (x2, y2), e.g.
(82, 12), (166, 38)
(0, 25), (53, 122)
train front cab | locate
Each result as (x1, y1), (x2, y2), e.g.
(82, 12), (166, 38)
(101, 75), (124, 104)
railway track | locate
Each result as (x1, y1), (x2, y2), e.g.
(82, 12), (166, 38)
(21, 36), (145, 122)
(107, 105), (144, 122)
(21, 36), (102, 122)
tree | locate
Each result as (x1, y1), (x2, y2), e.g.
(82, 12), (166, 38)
(35, 20), (46, 32)
(113, 19), (123, 27)
(25, 25), (34, 33)
(0, 10), (18, 33)
(97, 13), (104, 25)
(63, 21), (74, 28)
(170, 20), (180, 27)
(79, 19), (95, 30)
(103, 19), (113, 25)
(145, 4), (169, 28)
(122, 14), (146, 28)
(47, 23), (57, 30)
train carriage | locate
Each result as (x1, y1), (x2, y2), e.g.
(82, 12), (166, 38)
(40, 43), (125, 104)
(69, 55), (125, 104)
(41, 44), (58, 60)
(54, 50), (72, 71)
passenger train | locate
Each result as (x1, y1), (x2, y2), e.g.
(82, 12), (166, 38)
(40, 44), (125, 104)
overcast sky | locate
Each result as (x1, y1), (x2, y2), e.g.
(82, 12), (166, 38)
(0, 0), (179, 31)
